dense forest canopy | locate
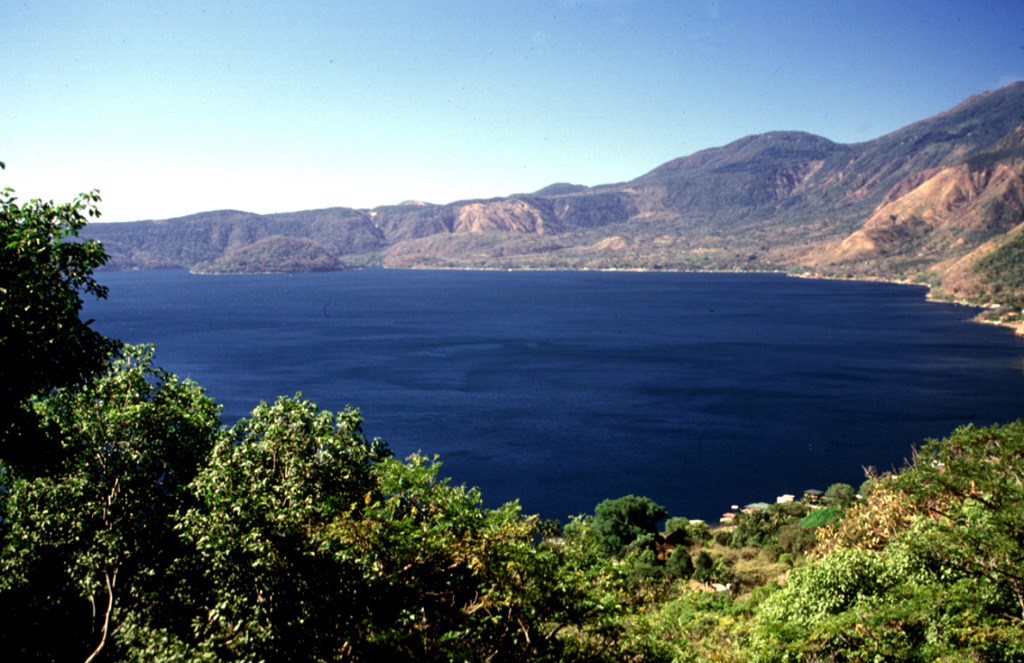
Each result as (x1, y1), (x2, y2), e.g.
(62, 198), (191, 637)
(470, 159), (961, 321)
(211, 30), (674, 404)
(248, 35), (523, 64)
(3, 175), (1024, 661)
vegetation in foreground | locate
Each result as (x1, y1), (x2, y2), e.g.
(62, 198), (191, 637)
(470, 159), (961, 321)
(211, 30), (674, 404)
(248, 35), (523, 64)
(3, 175), (1024, 661)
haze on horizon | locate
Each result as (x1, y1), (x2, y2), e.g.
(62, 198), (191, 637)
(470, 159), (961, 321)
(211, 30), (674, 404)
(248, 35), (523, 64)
(3, 0), (1023, 222)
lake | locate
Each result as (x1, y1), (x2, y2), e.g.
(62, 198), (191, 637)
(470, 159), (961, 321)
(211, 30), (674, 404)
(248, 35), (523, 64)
(83, 268), (1024, 523)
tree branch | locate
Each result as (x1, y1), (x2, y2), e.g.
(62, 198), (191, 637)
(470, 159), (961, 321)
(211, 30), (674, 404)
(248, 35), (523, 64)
(84, 568), (117, 663)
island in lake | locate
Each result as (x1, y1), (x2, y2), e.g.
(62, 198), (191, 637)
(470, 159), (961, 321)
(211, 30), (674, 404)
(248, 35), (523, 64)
(84, 82), (1024, 330)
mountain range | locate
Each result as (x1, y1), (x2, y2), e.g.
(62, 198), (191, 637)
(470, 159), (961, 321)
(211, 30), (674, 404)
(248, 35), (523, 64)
(83, 82), (1024, 305)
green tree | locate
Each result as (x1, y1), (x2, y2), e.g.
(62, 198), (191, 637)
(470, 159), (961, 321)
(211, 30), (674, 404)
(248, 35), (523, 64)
(558, 515), (672, 661)
(858, 476), (877, 499)
(0, 346), (220, 662)
(746, 532), (1024, 662)
(330, 454), (618, 662)
(663, 516), (692, 545)
(663, 516), (711, 547)
(824, 482), (856, 508)
(176, 395), (389, 662)
(742, 424), (1024, 662)
(756, 548), (886, 630)
(730, 502), (805, 549)
(178, 403), (650, 662)
(693, 550), (715, 584)
(776, 524), (816, 556)
(591, 495), (669, 557)
(665, 547), (694, 580)
(688, 520), (713, 544)
(896, 421), (1024, 618)
(0, 169), (119, 474)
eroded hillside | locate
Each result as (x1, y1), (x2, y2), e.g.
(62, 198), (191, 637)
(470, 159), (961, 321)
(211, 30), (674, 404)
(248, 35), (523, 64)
(83, 82), (1024, 305)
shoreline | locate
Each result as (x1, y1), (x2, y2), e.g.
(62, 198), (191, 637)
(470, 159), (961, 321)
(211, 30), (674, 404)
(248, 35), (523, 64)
(127, 263), (1024, 337)
(787, 269), (1024, 338)
(973, 315), (1024, 337)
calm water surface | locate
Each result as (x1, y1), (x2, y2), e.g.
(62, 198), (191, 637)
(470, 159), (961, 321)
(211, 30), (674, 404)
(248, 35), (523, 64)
(84, 269), (1024, 522)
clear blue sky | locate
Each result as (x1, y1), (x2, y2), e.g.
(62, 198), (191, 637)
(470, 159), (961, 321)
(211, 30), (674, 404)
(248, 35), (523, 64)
(4, 0), (1023, 221)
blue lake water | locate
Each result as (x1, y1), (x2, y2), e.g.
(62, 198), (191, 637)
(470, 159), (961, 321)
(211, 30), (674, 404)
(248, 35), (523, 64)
(83, 268), (1024, 523)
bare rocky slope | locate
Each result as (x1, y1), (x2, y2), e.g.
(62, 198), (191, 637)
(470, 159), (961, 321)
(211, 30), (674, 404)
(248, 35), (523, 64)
(84, 82), (1024, 308)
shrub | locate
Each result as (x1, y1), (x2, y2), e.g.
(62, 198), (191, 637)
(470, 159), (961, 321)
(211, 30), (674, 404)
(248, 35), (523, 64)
(666, 547), (694, 580)
(694, 551), (715, 584)
(760, 544), (784, 563)
(693, 551), (734, 586)
(756, 548), (886, 628)
(663, 516), (692, 545)
(591, 495), (668, 557)
(824, 482), (856, 507)
(776, 523), (816, 554)
(688, 520), (713, 543)
(799, 506), (844, 529)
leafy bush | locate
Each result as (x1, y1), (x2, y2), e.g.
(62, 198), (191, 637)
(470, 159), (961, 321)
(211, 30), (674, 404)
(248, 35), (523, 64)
(537, 518), (563, 538)
(757, 548), (886, 629)
(0, 178), (120, 474)
(0, 346), (220, 661)
(824, 482), (856, 507)
(694, 550), (715, 584)
(663, 516), (692, 545)
(692, 551), (734, 586)
(776, 523), (815, 555)
(747, 528), (1024, 662)
(730, 501), (807, 549)
(665, 547), (694, 580)
(688, 520), (713, 543)
(798, 506), (844, 529)
(591, 495), (668, 557)
(664, 517), (712, 547)
(895, 421), (1024, 619)
(176, 395), (389, 661)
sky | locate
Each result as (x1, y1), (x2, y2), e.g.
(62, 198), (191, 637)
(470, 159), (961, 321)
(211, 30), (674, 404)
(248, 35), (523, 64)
(3, 0), (1024, 222)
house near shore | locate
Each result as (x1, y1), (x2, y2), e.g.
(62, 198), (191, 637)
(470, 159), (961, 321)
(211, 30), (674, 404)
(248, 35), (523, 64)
(803, 489), (824, 504)
(718, 491), (819, 525)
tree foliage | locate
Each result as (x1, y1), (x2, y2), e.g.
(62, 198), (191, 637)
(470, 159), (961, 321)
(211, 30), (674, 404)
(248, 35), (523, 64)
(591, 495), (668, 557)
(895, 421), (1024, 618)
(665, 547), (695, 580)
(797, 506), (844, 530)
(175, 395), (388, 662)
(0, 346), (220, 662)
(740, 422), (1024, 662)
(328, 454), (619, 662)
(730, 501), (807, 549)
(0, 172), (119, 474)
(823, 482), (856, 508)
(663, 517), (712, 547)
